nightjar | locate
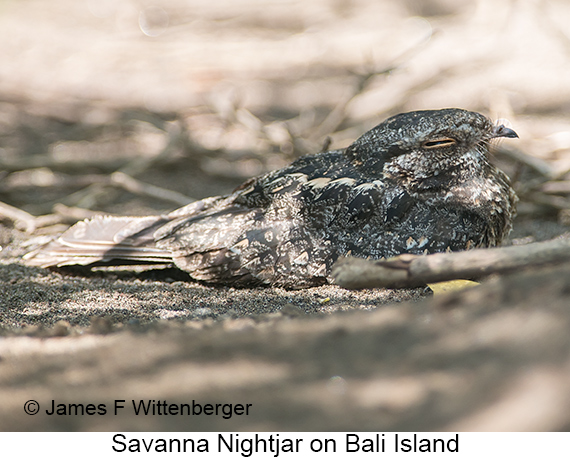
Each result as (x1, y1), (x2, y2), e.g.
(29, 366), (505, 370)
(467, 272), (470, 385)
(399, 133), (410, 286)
(25, 108), (518, 288)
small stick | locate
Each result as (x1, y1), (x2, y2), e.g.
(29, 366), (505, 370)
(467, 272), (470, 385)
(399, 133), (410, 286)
(496, 146), (555, 179)
(110, 172), (194, 206)
(0, 156), (131, 173)
(0, 201), (37, 233)
(53, 203), (109, 221)
(332, 237), (570, 289)
(541, 181), (570, 195)
(56, 120), (189, 210)
(526, 193), (570, 210)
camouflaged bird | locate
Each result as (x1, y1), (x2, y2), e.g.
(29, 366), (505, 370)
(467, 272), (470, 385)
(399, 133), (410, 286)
(25, 108), (518, 288)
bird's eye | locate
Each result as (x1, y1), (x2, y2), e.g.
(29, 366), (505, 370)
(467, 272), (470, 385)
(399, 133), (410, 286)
(422, 138), (457, 149)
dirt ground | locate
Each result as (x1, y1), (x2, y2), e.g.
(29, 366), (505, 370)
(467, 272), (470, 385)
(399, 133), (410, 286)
(1, 0), (570, 432)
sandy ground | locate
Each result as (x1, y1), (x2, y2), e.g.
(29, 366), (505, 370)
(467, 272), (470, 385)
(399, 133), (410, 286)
(1, 0), (570, 432)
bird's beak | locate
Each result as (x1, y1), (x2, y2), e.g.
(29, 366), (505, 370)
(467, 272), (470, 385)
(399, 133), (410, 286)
(492, 124), (518, 139)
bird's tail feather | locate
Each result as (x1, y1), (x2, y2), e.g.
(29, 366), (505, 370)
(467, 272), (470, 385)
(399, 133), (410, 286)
(23, 215), (173, 267)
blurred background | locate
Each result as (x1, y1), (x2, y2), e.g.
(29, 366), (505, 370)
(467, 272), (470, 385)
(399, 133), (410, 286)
(1, 0), (570, 232)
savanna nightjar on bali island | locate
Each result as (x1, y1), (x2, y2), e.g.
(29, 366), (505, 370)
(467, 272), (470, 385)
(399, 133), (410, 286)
(25, 108), (518, 288)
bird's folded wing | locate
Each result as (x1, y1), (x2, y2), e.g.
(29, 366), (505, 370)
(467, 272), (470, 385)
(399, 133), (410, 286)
(23, 215), (173, 267)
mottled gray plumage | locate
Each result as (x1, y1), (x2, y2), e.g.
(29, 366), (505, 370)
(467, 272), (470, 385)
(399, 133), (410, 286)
(25, 108), (518, 288)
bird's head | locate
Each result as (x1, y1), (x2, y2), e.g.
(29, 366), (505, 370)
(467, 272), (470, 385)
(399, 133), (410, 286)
(346, 108), (517, 184)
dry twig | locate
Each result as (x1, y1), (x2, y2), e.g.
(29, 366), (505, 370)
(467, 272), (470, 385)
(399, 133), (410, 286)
(0, 201), (37, 233)
(332, 236), (570, 289)
(0, 156), (132, 174)
(496, 145), (555, 179)
(109, 172), (194, 206)
(541, 181), (570, 195)
(53, 203), (108, 221)
(56, 120), (190, 210)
